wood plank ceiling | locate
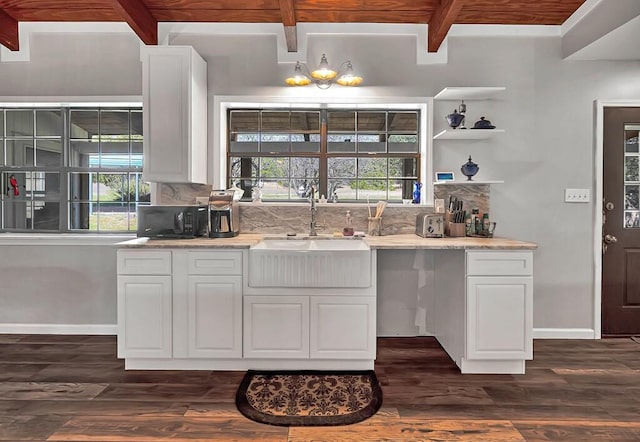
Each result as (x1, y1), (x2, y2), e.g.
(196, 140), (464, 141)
(0, 0), (586, 53)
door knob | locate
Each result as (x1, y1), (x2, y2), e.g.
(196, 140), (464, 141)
(604, 234), (618, 244)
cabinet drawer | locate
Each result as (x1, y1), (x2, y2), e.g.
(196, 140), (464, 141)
(187, 251), (242, 275)
(117, 250), (172, 275)
(466, 251), (533, 276)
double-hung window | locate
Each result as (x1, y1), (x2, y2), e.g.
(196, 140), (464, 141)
(0, 105), (146, 232)
(227, 108), (420, 202)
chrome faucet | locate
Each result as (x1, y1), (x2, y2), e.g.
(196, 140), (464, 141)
(309, 185), (318, 236)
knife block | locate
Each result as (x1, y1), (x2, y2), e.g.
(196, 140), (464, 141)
(445, 211), (466, 237)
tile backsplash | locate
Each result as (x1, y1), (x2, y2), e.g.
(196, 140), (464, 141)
(156, 183), (489, 235)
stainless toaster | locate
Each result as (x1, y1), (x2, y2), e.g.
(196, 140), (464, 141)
(415, 214), (444, 238)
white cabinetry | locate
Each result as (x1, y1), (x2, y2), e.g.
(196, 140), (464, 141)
(116, 251), (173, 358)
(466, 251), (533, 360)
(243, 295), (310, 359)
(117, 249), (243, 363)
(310, 296), (376, 359)
(141, 46), (207, 183)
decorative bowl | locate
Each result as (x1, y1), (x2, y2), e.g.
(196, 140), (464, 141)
(472, 116), (495, 129)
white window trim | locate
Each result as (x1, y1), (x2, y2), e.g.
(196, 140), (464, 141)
(213, 95), (434, 205)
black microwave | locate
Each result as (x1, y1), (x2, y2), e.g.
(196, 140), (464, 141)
(137, 205), (208, 239)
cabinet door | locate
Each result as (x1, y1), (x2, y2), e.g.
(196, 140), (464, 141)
(243, 295), (309, 359)
(142, 46), (207, 183)
(310, 296), (376, 359)
(187, 275), (242, 358)
(466, 276), (533, 360)
(117, 275), (172, 358)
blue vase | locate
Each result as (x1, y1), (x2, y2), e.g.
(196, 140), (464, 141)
(461, 155), (479, 181)
(412, 182), (422, 204)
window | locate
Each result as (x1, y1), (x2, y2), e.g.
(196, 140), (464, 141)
(227, 108), (420, 202)
(0, 106), (146, 232)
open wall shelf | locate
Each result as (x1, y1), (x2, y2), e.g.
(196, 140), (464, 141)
(433, 129), (505, 140)
(434, 87), (506, 101)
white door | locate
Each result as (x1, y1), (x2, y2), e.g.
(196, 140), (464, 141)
(466, 276), (533, 360)
(117, 275), (172, 358)
(243, 295), (309, 359)
(187, 275), (242, 358)
(310, 296), (376, 359)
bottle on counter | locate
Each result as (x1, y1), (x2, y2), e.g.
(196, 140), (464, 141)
(482, 213), (490, 234)
(343, 210), (354, 236)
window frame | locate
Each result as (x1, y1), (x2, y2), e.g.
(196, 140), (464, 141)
(216, 96), (432, 205)
(0, 100), (144, 233)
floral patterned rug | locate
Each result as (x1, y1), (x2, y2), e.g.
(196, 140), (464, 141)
(235, 370), (383, 426)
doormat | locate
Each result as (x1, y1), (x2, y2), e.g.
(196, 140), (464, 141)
(235, 370), (383, 427)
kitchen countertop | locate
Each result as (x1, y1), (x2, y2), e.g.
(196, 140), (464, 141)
(117, 233), (537, 250)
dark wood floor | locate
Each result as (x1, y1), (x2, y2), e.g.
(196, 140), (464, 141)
(1, 335), (640, 441)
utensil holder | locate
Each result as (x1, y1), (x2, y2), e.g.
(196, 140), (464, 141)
(368, 217), (382, 236)
(447, 223), (466, 237)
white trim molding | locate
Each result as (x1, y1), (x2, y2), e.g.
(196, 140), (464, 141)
(533, 328), (596, 339)
(0, 324), (117, 335)
(593, 100), (640, 340)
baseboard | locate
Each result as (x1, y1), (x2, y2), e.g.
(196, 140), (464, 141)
(533, 328), (596, 339)
(0, 323), (117, 335)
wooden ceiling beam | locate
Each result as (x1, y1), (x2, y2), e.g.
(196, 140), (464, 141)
(0, 8), (19, 51)
(110, 0), (157, 46)
(428, 0), (465, 52)
(279, 0), (297, 52)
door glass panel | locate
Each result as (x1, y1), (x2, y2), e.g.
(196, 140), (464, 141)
(6, 110), (33, 137)
(624, 124), (640, 228)
(35, 110), (63, 136)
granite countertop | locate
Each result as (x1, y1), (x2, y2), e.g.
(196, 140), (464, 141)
(117, 233), (537, 250)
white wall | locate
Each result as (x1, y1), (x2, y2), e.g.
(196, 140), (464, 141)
(2, 29), (640, 334)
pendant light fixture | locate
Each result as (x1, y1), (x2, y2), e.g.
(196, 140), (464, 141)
(285, 54), (363, 89)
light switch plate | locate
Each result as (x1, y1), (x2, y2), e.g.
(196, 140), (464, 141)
(565, 188), (590, 203)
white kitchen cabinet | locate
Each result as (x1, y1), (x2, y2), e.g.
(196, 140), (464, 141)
(141, 45), (207, 183)
(310, 296), (376, 359)
(465, 251), (533, 361)
(243, 295), (309, 359)
(117, 250), (173, 359)
(173, 250), (243, 359)
(117, 275), (173, 359)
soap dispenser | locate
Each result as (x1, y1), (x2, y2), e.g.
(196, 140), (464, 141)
(343, 210), (354, 236)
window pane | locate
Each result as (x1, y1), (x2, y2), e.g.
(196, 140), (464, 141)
(131, 111), (143, 137)
(3, 201), (30, 229)
(229, 157), (259, 179)
(390, 178), (414, 200)
(101, 110), (129, 136)
(626, 156), (639, 182)
(328, 158), (356, 178)
(36, 139), (62, 167)
(260, 157), (289, 178)
(358, 134), (385, 153)
(70, 110), (98, 139)
(291, 111), (319, 132)
(0, 109), (4, 136)
(260, 134), (289, 153)
(262, 111), (289, 132)
(261, 179), (291, 199)
(358, 157), (387, 178)
(354, 179), (387, 200)
(70, 140), (99, 167)
(6, 139), (34, 166)
(292, 139), (320, 153)
(33, 201), (59, 230)
(389, 134), (418, 153)
(357, 112), (386, 132)
(69, 172), (99, 201)
(69, 201), (91, 230)
(131, 173), (151, 203)
(328, 134), (356, 153)
(96, 203), (131, 231)
(99, 173), (130, 204)
(626, 132), (639, 153)
(328, 111), (355, 131)
(27, 172), (60, 200)
(329, 179), (353, 201)
(388, 112), (418, 132)
(101, 140), (130, 168)
(389, 158), (418, 178)
(36, 110), (63, 137)
(626, 185), (639, 210)
(625, 211), (640, 228)
(6, 110), (33, 137)
(4, 171), (27, 199)
(291, 157), (319, 178)
(230, 110), (259, 132)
